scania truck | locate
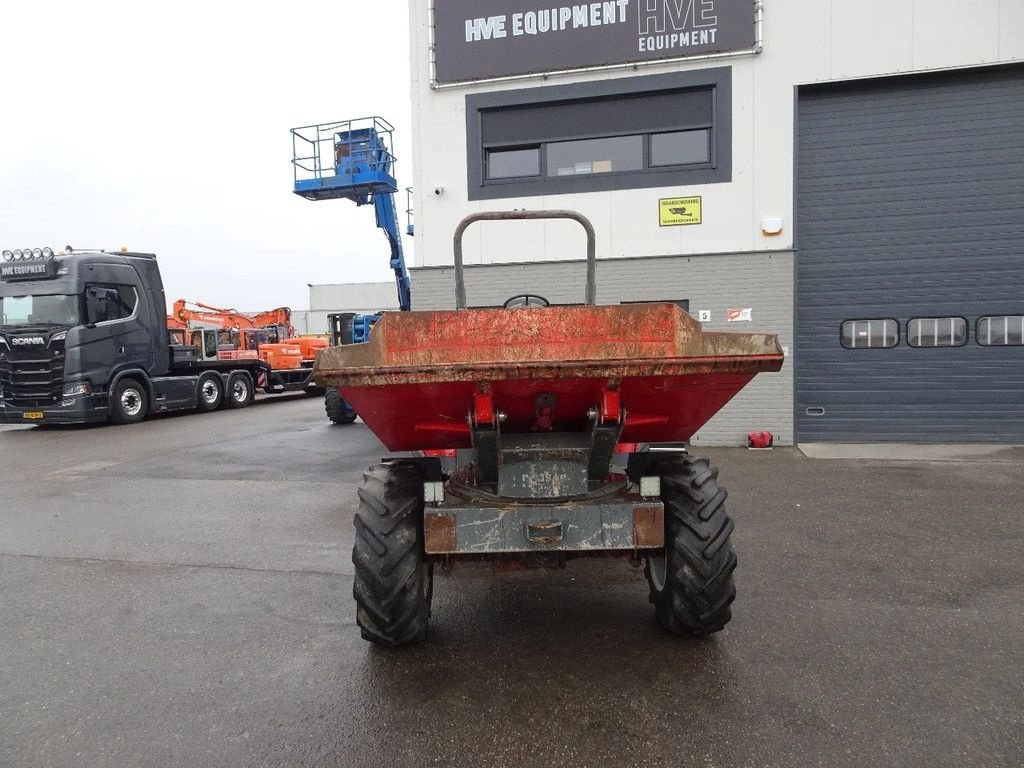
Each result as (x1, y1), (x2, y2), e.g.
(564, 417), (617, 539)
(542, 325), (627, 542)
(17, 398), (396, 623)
(0, 246), (279, 425)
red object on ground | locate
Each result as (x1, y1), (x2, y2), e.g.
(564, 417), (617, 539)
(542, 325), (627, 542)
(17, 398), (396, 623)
(747, 431), (774, 448)
(315, 303), (784, 453)
(422, 448), (458, 458)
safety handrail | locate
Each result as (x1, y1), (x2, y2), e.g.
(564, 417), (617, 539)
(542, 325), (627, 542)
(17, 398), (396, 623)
(289, 116), (396, 184)
(452, 210), (597, 309)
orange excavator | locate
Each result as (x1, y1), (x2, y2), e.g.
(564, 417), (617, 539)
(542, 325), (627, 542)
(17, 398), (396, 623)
(168, 299), (327, 395)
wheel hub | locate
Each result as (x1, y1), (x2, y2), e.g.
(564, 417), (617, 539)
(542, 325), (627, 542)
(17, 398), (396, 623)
(201, 381), (218, 403)
(121, 389), (142, 417)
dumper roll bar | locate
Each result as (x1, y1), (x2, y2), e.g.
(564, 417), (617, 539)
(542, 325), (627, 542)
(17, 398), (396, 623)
(452, 210), (597, 309)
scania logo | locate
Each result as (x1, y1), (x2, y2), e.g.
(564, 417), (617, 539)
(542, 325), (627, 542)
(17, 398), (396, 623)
(11, 337), (45, 346)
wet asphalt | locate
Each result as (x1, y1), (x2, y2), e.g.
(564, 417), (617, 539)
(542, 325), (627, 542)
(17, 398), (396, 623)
(0, 397), (1021, 767)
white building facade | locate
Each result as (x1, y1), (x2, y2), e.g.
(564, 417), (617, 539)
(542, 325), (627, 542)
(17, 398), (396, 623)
(406, 0), (1024, 445)
(292, 281), (400, 335)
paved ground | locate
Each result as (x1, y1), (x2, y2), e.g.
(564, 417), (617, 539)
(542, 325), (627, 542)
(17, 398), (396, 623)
(1, 397), (1021, 768)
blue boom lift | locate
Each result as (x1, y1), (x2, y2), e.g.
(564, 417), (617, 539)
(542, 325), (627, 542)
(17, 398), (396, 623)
(290, 116), (412, 423)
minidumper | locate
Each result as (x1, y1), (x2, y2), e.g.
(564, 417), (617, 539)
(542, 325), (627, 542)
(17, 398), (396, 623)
(315, 211), (785, 646)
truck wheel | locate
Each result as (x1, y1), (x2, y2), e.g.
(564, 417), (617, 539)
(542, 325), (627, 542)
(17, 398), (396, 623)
(196, 373), (223, 412)
(225, 372), (254, 409)
(352, 462), (432, 647)
(110, 379), (148, 425)
(325, 389), (357, 424)
(644, 455), (737, 637)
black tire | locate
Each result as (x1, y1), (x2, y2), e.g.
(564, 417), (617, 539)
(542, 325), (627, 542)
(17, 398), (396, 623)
(196, 372), (223, 412)
(224, 372), (254, 409)
(325, 389), (357, 424)
(352, 462), (432, 647)
(644, 455), (737, 637)
(110, 378), (148, 425)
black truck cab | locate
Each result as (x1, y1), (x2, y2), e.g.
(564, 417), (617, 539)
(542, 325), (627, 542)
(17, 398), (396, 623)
(0, 249), (266, 425)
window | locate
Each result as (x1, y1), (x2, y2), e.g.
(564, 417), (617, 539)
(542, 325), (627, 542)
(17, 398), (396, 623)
(977, 315), (1024, 346)
(191, 330), (218, 359)
(114, 285), (137, 317)
(841, 319), (899, 349)
(85, 284), (138, 324)
(467, 68), (731, 199)
(0, 294), (80, 327)
(547, 135), (643, 177)
(907, 317), (967, 348)
(487, 147), (540, 179)
(203, 331), (218, 358)
(650, 130), (711, 167)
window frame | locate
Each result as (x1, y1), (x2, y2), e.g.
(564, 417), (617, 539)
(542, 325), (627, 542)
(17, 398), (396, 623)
(976, 315), (1024, 347)
(466, 68), (732, 200)
(906, 316), (969, 349)
(839, 318), (900, 350)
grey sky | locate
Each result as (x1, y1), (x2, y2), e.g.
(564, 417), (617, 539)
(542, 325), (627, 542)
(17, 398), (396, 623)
(0, 0), (414, 313)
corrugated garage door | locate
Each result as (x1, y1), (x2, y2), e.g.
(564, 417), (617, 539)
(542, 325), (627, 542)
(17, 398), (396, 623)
(795, 65), (1024, 443)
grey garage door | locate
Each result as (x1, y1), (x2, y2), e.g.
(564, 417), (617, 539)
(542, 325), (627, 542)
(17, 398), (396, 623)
(795, 65), (1024, 443)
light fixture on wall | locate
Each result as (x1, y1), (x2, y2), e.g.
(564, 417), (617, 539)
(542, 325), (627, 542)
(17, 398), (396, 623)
(761, 217), (784, 236)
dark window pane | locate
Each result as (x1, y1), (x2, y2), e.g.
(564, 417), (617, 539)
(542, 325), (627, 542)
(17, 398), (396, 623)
(116, 285), (138, 315)
(841, 319), (898, 349)
(547, 135), (642, 176)
(651, 129), (710, 167)
(907, 317), (967, 348)
(487, 147), (540, 179)
(977, 315), (1024, 346)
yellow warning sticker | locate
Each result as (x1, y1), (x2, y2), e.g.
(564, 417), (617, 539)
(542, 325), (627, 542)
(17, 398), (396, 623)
(659, 196), (702, 226)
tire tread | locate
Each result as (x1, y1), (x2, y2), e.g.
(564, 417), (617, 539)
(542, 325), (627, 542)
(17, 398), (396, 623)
(645, 455), (737, 637)
(351, 463), (430, 647)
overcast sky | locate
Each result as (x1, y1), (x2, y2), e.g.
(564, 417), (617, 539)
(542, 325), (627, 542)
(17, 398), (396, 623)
(0, 0), (413, 312)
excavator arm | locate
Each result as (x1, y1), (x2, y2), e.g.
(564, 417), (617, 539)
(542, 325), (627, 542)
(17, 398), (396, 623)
(170, 299), (294, 336)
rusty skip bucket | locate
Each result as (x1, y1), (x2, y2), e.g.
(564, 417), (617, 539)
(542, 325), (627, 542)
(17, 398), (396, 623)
(314, 211), (784, 452)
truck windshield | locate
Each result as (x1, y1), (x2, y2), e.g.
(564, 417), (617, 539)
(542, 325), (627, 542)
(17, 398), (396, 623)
(0, 294), (81, 327)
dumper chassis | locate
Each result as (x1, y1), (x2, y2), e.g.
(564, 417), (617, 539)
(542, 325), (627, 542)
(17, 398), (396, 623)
(317, 210), (784, 646)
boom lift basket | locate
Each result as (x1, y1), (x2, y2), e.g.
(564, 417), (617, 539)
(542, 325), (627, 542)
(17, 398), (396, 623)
(290, 116), (398, 204)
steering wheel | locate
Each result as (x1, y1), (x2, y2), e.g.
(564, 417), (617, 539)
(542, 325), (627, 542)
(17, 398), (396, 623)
(503, 294), (551, 309)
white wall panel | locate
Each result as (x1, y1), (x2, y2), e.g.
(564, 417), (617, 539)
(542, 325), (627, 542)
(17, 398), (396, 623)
(999, 0), (1024, 61)
(308, 282), (400, 312)
(831, 1), (914, 78)
(409, 0), (1021, 270)
(912, 0), (1001, 71)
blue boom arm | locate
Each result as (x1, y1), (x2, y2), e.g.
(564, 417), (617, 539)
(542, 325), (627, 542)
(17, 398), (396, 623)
(291, 116), (411, 311)
(374, 189), (412, 311)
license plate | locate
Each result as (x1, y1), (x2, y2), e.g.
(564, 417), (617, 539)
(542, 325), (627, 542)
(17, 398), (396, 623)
(23, 412), (44, 420)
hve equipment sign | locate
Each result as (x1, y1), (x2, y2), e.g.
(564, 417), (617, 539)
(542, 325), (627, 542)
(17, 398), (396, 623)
(432, 0), (759, 85)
